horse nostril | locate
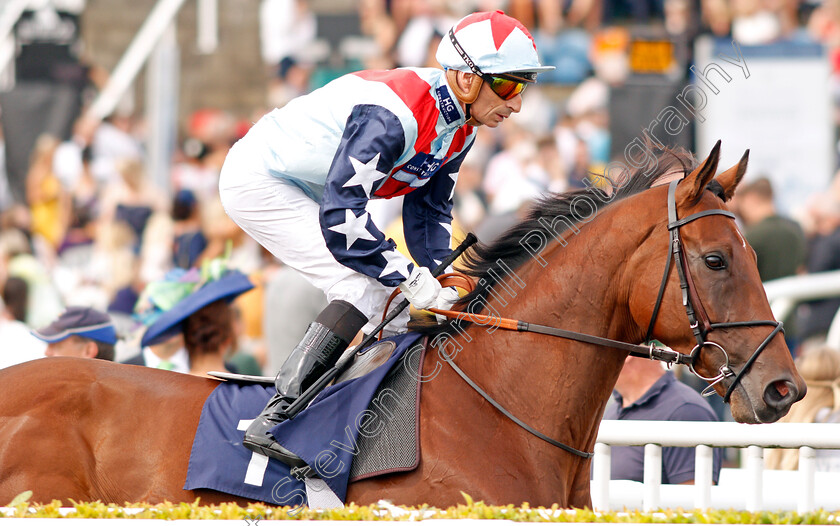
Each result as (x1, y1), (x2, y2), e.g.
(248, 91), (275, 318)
(764, 379), (796, 409)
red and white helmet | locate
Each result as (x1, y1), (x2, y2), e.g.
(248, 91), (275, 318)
(436, 11), (554, 78)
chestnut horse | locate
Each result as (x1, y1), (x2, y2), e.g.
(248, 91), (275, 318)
(0, 143), (805, 508)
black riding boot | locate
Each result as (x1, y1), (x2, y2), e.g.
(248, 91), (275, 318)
(243, 300), (367, 465)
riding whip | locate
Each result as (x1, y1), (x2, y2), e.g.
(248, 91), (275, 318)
(281, 232), (479, 420)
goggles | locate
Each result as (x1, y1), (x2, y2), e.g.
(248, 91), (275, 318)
(484, 73), (529, 100)
(448, 28), (535, 101)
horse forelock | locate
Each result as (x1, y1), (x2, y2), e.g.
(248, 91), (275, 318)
(706, 180), (727, 202)
(409, 146), (699, 335)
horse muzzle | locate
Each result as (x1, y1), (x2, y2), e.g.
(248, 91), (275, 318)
(730, 374), (805, 423)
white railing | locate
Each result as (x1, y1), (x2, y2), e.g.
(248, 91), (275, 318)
(764, 270), (840, 348)
(592, 420), (840, 512)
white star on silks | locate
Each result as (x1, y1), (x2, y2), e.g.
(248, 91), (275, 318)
(448, 171), (458, 201)
(379, 250), (411, 280)
(328, 209), (377, 250)
(345, 153), (387, 197)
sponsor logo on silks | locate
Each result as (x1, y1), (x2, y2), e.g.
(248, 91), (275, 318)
(436, 85), (460, 124)
(401, 152), (447, 180)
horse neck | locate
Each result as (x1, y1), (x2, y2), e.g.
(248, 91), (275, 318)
(450, 198), (657, 457)
(490, 198), (653, 343)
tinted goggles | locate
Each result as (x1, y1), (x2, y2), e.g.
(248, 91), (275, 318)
(483, 74), (528, 100)
(448, 28), (536, 101)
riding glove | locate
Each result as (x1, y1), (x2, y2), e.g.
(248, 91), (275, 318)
(399, 266), (441, 310)
(434, 286), (461, 323)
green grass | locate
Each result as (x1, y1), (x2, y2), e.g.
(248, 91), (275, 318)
(1, 492), (837, 522)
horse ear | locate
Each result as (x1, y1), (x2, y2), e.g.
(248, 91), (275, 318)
(677, 140), (721, 205)
(715, 149), (749, 202)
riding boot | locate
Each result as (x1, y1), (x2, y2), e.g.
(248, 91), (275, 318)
(243, 300), (367, 465)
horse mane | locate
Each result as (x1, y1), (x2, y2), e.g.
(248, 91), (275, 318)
(410, 145), (699, 335)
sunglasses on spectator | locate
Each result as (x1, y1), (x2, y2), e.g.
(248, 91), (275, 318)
(448, 28), (536, 101)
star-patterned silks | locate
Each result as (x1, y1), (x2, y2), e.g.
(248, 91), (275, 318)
(328, 209), (377, 250)
(345, 153), (388, 197)
(379, 250), (411, 280)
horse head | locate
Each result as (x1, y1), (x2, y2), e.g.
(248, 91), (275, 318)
(629, 141), (806, 423)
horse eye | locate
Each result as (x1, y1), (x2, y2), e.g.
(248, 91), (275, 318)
(705, 254), (726, 270)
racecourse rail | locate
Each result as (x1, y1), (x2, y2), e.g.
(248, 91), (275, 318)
(593, 420), (840, 512)
(764, 269), (840, 349)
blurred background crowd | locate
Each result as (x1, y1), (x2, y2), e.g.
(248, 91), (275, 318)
(3, 0), (840, 436)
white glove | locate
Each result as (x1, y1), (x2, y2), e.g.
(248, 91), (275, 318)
(434, 287), (461, 323)
(399, 266), (441, 310)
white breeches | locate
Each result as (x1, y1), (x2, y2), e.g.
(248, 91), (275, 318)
(218, 141), (409, 336)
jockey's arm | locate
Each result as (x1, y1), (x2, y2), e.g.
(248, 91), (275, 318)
(319, 104), (416, 288)
(401, 144), (472, 271)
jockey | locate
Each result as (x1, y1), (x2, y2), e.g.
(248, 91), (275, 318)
(219, 10), (554, 465)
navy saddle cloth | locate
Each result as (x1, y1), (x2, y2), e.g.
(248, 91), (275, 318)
(185, 332), (424, 504)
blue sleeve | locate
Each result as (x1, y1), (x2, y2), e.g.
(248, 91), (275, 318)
(662, 403), (722, 484)
(402, 141), (473, 270)
(320, 104), (415, 287)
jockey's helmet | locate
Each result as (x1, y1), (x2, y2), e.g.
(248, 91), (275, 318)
(435, 10), (554, 82)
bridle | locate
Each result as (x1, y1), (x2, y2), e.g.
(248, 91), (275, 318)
(644, 180), (784, 403)
(425, 179), (784, 458)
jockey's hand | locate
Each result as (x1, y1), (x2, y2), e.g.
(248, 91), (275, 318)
(399, 266), (441, 311)
(434, 287), (461, 323)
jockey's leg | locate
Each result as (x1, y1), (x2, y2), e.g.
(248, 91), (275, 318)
(243, 299), (367, 464)
(220, 143), (412, 465)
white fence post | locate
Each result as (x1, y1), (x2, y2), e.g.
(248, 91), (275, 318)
(797, 446), (816, 513)
(745, 445), (763, 511)
(694, 444), (713, 509)
(643, 444), (662, 511)
(592, 443), (611, 511)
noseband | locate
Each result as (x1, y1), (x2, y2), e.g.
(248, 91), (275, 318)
(643, 180), (784, 403)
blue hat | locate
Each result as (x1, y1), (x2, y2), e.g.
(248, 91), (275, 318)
(32, 306), (117, 344)
(140, 269), (253, 347)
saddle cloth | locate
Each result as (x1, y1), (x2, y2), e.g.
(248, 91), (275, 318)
(184, 332), (425, 505)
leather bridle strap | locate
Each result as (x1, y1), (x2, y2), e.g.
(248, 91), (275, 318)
(667, 182), (736, 344)
(712, 320), (785, 403)
(643, 184), (736, 344)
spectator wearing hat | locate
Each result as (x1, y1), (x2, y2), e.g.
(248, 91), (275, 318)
(139, 268), (254, 377)
(32, 306), (117, 361)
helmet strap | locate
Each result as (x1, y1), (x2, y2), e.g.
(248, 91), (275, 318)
(464, 105), (480, 127)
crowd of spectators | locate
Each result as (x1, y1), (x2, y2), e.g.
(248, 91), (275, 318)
(3, 0), (840, 479)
